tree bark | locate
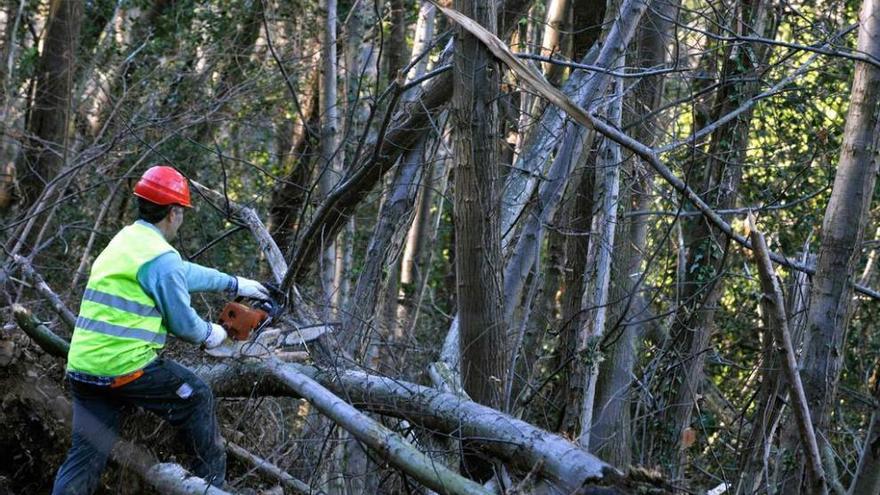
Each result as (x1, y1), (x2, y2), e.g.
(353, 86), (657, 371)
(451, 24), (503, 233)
(318, 0), (343, 313)
(574, 72), (623, 450)
(801, 0), (880, 489)
(386, 0), (409, 79)
(344, 136), (425, 358)
(556, 149), (595, 435)
(540, 0), (570, 83)
(590, 0), (679, 466)
(19, 0), (83, 208)
(452, 0), (506, 411)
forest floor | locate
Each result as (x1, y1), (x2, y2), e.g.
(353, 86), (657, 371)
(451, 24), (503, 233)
(0, 331), (302, 495)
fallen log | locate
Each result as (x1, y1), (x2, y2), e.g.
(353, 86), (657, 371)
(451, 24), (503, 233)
(13, 304), (70, 358)
(195, 360), (636, 494)
(265, 357), (492, 495)
(294, 364), (623, 494)
(14, 305), (492, 495)
(19, 303), (661, 494)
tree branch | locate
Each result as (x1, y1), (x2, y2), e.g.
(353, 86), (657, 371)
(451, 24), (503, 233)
(748, 216), (827, 495)
(436, 2), (880, 300)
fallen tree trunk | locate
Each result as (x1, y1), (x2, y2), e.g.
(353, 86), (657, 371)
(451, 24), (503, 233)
(195, 360), (636, 493)
(303, 365), (622, 493)
(17, 302), (654, 493)
(266, 358), (492, 495)
(13, 304), (71, 357)
(14, 305), (491, 495)
(13, 255), (77, 327)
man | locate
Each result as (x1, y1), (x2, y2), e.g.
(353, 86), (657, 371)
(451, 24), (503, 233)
(52, 165), (269, 494)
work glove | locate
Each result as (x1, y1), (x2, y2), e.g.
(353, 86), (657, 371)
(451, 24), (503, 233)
(204, 323), (227, 349)
(236, 276), (270, 300)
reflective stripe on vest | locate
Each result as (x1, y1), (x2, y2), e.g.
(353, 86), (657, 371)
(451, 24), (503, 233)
(74, 316), (167, 345)
(82, 288), (162, 318)
(67, 222), (176, 377)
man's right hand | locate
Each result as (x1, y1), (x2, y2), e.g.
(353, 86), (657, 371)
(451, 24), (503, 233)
(236, 276), (270, 300)
(205, 323), (227, 349)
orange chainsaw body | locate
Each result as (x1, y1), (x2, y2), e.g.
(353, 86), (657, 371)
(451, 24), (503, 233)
(219, 301), (268, 341)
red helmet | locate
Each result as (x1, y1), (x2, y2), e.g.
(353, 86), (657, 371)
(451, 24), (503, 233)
(133, 165), (192, 207)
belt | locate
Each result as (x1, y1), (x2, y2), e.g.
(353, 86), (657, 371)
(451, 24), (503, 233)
(110, 369), (144, 388)
(68, 368), (145, 388)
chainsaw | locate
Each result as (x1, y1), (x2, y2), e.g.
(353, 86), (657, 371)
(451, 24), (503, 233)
(218, 283), (284, 342)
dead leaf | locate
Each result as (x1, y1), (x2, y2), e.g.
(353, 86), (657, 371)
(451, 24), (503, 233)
(680, 427), (697, 449)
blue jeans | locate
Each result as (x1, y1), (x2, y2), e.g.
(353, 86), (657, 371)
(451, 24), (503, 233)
(51, 358), (226, 494)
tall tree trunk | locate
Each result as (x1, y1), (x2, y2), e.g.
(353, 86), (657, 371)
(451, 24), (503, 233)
(453, 0), (506, 480)
(386, 0), (409, 81)
(649, 0), (775, 476)
(389, 0), (437, 342)
(574, 72), (623, 450)
(501, 117), (583, 412)
(590, 0), (679, 466)
(319, 0), (342, 313)
(399, 2), (437, 298)
(0, 0), (27, 211)
(345, 138), (425, 359)
(800, 0), (880, 491)
(555, 149), (595, 436)
(19, 0), (83, 208)
(269, 72), (321, 247)
(555, 0), (651, 438)
(402, 141), (453, 342)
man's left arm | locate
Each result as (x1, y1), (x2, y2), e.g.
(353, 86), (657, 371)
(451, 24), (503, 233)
(181, 261), (237, 294)
(182, 261), (270, 301)
(138, 253), (215, 344)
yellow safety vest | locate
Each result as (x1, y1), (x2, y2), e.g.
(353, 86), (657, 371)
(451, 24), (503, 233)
(67, 222), (176, 376)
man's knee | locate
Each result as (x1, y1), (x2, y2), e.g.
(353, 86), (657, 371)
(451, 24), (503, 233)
(188, 377), (215, 412)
